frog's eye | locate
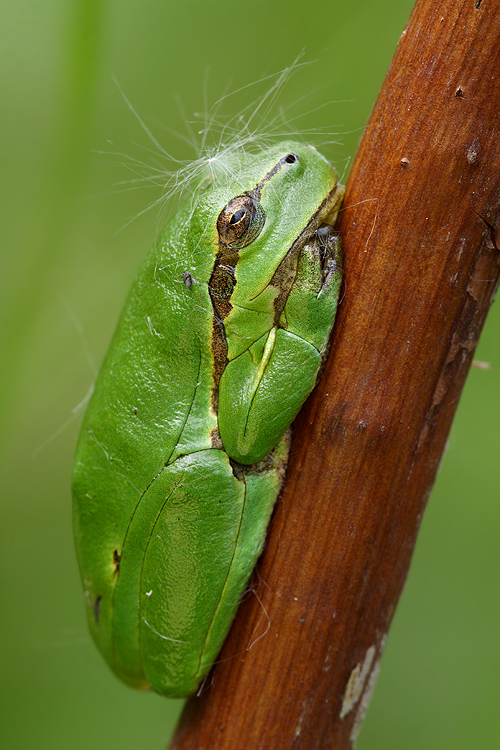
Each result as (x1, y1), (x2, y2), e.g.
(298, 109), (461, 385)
(217, 194), (265, 248)
(284, 152), (299, 164)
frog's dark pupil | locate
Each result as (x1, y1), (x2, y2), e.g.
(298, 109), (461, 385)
(230, 209), (247, 225)
(285, 153), (298, 164)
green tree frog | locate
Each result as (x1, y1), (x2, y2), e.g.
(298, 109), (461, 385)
(72, 142), (344, 697)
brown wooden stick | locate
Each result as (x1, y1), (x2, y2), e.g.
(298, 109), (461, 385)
(169, 2), (500, 747)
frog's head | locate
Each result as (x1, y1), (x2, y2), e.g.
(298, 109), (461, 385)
(203, 142), (344, 359)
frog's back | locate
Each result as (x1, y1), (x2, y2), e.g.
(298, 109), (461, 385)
(72, 204), (218, 669)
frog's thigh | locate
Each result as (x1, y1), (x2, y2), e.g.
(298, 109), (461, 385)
(219, 329), (320, 465)
(136, 448), (278, 697)
(195, 460), (284, 684)
(132, 449), (242, 696)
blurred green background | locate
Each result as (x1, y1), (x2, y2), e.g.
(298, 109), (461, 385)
(1, 1), (498, 748)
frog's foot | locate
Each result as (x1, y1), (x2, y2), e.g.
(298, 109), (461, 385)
(315, 225), (343, 293)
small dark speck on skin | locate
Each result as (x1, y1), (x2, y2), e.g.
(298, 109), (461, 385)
(475, 0), (482, 8)
(455, 87), (464, 98)
(133, 407), (138, 415)
(113, 549), (121, 574)
(298, 616), (305, 623)
(94, 595), (102, 623)
(182, 271), (196, 289)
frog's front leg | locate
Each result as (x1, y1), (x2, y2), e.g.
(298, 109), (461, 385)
(218, 228), (342, 466)
(283, 226), (342, 356)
